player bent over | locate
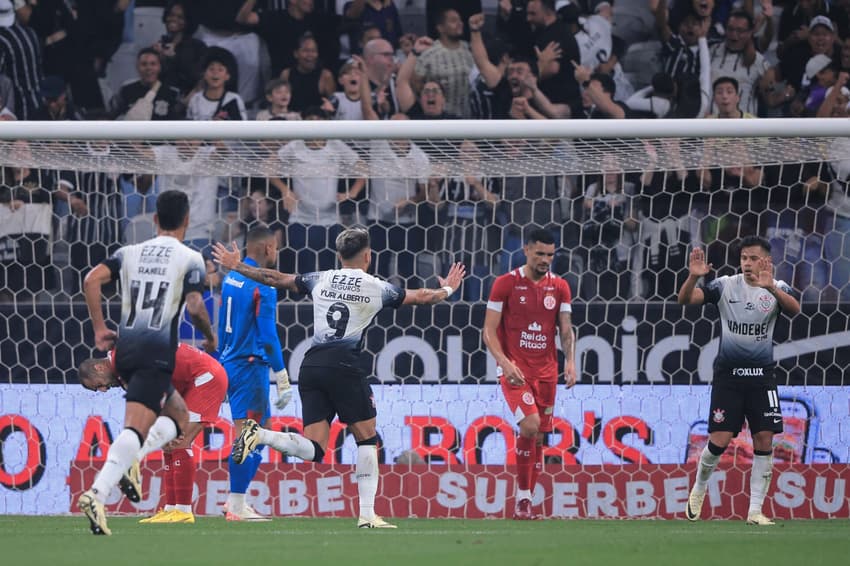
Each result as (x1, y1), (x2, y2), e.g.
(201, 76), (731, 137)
(678, 237), (800, 525)
(483, 228), (577, 520)
(79, 342), (227, 523)
(213, 227), (465, 528)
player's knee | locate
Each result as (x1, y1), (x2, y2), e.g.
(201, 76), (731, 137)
(519, 415), (540, 438)
(707, 441), (727, 456)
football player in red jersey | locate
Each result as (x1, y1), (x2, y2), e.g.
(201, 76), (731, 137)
(483, 228), (577, 520)
(79, 342), (228, 523)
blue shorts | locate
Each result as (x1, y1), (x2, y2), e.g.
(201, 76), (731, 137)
(224, 358), (270, 424)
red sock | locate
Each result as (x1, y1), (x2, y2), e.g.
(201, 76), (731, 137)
(162, 451), (175, 506)
(516, 436), (535, 492)
(530, 442), (543, 491)
(171, 448), (196, 507)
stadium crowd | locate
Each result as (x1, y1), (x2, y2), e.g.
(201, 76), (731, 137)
(1, 0), (850, 305)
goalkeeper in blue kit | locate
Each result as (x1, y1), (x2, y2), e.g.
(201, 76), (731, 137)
(218, 227), (292, 521)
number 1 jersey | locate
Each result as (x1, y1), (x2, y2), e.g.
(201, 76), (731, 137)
(104, 235), (207, 371)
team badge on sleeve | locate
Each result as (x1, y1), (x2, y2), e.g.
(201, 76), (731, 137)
(712, 408), (726, 423)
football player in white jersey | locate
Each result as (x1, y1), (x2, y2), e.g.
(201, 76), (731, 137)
(78, 190), (217, 535)
(678, 236), (800, 525)
(213, 227), (465, 528)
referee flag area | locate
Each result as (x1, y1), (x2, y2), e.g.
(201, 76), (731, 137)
(1, 516), (847, 566)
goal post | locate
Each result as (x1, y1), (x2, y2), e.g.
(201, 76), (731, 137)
(1, 119), (849, 519)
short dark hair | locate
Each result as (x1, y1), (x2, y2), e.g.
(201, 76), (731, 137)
(436, 7), (459, 26)
(508, 54), (538, 76)
(301, 105), (329, 120)
(713, 76), (740, 93)
(156, 190), (190, 230)
(246, 225), (274, 245)
(739, 235), (771, 254)
(728, 10), (754, 30)
(78, 359), (100, 382)
(264, 78), (290, 97)
(526, 228), (555, 246)
(336, 227), (370, 260)
(137, 47), (160, 61)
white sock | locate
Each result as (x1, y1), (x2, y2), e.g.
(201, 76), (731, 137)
(693, 446), (721, 493)
(164, 504), (176, 512)
(749, 452), (774, 515)
(136, 417), (179, 461)
(257, 429), (315, 461)
(227, 492), (246, 514)
(175, 504), (192, 514)
(91, 429), (142, 503)
(356, 444), (379, 520)
(516, 488), (532, 502)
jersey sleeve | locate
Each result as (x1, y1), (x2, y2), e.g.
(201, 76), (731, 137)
(256, 285), (285, 372)
(295, 272), (321, 295)
(103, 247), (124, 281)
(487, 275), (511, 312)
(558, 278), (573, 312)
(380, 281), (405, 309)
(183, 252), (207, 296)
(699, 276), (725, 305)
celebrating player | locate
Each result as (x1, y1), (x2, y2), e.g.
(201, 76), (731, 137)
(678, 237), (800, 525)
(483, 228), (576, 520)
(78, 342), (228, 523)
(218, 226), (291, 521)
(212, 227), (465, 528)
(78, 190), (217, 535)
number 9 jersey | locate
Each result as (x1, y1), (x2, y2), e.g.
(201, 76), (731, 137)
(295, 268), (405, 367)
(104, 235), (207, 373)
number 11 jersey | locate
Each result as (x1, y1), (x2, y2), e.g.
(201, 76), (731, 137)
(104, 235), (207, 372)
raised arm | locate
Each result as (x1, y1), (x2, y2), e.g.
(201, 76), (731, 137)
(469, 14), (503, 89)
(755, 255), (801, 316)
(402, 262), (466, 305)
(398, 37), (432, 112)
(677, 247), (710, 305)
(236, 0), (259, 26)
(650, 0), (672, 43)
(212, 241), (300, 291)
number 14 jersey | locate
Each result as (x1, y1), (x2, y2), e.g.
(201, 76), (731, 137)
(296, 268), (405, 366)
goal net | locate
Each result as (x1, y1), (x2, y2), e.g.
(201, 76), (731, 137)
(1, 119), (848, 519)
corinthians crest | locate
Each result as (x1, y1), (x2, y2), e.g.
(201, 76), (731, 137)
(712, 408), (726, 423)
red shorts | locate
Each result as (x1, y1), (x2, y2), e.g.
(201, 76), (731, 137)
(183, 364), (228, 423)
(499, 377), (557, 432)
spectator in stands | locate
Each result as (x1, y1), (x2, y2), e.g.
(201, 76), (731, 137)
(580, 153), (643, 299)
(397, 37), (459, 119)
(653, 0), (711, 79)
(323, 59), (365, 120)
(343, 0), (403, 48)
(0, 162), (54, 301)
(237, 0), (339, 78)
(109, 48), (185, 120)
(281, 32), (336, 113)
(437, 140), (499, 300)
(364, 113), (431, 285)
(32, 76), (82, 120)
(817, 71), (850, 117)
(413, 8), (475, 117)
(187, 49), (247, 120)
(526, 0), (582, 115)
(240, 187), (285, 250)
(778, 0), (849, 57)
(570, 1), (634, 103)
(496, 0), (534, 56)
(799, 53), (839, 115)
(276, 106), (365, 273)
(255, 78), (300, 120)
(709, 10), (772, 116)
(360, 38), (399, 118)
(0, 0), (43, 120)
(573, 67), (632, 119)
(468, 13), (568, 119)
(707, 76), (755, 118)
(625, 71), (678, 117)
(56, 138), (123, 296)
(773, 15), (841, 97)
(154, 0), (208, 99)
(427, 0), (481, 41)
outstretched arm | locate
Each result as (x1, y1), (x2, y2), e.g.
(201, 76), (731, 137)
(212, 241), (300, 291)
(84, 263), (117, 351)
(677, 247), (710, 305)
(402, 262), (466, 305)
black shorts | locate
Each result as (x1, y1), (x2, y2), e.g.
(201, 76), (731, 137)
(708, 367), (783, 435)
(121, 365), (175, 415)
(298, 364), (377, 427)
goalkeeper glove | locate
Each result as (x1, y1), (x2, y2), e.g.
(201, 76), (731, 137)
(273, 368), (293, 410)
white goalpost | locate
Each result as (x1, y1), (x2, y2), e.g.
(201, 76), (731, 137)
(0, 119), (848, 520)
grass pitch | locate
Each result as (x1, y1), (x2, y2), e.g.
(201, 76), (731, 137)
(1, 516), (847, 566)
